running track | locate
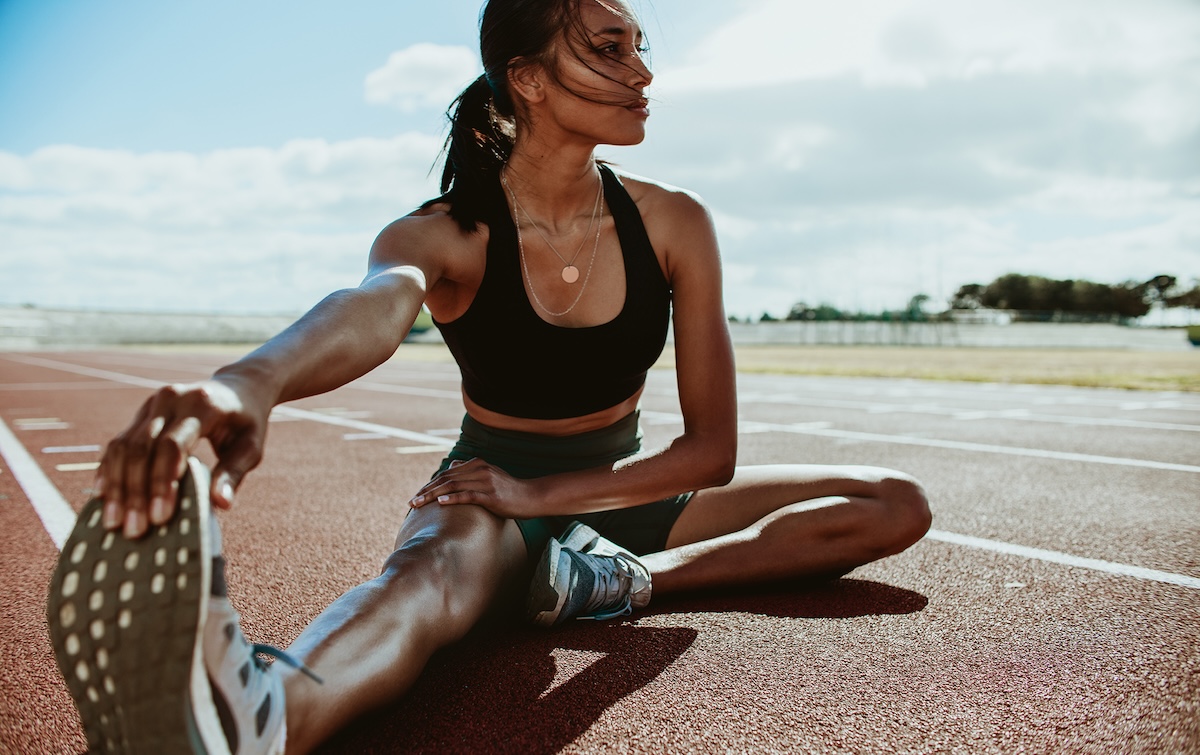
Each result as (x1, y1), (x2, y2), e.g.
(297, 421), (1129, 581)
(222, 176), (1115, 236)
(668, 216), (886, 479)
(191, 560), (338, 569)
(1, 348), (1197, 754)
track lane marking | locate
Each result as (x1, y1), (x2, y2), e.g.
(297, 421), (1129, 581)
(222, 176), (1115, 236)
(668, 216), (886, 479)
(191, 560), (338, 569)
(0, 418), (76, 549)
(926, 530), (1200, 590)
(734, 419), (1200, 474)
(8, 353), (1198, 594)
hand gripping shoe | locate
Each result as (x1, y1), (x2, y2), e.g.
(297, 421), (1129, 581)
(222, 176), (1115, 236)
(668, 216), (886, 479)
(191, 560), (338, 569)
(48, 457), (319, 754)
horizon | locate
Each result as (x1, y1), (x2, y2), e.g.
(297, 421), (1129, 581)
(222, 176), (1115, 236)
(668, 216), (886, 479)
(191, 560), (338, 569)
(1, 0), (1197, 320)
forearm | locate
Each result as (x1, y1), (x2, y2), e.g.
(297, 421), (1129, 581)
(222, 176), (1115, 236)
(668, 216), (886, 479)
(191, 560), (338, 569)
(530, 428), (736, 517)
(214, 274), (422, 408)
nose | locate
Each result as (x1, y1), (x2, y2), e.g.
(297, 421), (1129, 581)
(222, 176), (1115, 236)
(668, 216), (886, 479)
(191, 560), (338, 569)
(627, 50), (652, 88)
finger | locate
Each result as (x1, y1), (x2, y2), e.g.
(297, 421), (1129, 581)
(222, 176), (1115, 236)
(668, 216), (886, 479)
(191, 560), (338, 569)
(100, 440), (128, 530)
(146, 416), (201, 525)
(210, 426), (264, 510)
(120, 388), (183, 537)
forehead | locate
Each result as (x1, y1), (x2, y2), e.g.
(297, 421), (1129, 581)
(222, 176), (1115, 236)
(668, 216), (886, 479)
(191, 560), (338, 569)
(578, 0), (642, 36)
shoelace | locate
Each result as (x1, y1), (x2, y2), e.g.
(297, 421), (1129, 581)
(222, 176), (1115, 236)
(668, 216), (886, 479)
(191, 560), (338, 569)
(251, 643), (324, 684)
(581, 555), (635, 620)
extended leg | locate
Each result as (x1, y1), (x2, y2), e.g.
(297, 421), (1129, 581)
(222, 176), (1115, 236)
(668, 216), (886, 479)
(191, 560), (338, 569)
(644, 464), (931, 594)
(274, 504), (526, 754)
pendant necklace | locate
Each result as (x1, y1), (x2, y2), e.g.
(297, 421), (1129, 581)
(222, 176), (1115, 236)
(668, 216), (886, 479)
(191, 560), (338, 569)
(502, 168), (603, 284)
(502, 169), (604, 318)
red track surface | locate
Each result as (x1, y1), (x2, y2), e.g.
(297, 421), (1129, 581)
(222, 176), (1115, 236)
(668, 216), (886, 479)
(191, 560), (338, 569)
(1, 348), (1197, 754)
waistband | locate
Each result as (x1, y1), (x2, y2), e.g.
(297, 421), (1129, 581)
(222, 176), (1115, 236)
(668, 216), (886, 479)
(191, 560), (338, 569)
(448, 410), (643, 479)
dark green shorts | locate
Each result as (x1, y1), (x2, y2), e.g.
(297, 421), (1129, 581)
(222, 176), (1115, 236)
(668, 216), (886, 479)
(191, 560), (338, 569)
(434, 411), (692, 561)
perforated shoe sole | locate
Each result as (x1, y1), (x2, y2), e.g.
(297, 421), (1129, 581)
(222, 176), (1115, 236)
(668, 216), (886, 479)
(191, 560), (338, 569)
(47, 457), (225, 754)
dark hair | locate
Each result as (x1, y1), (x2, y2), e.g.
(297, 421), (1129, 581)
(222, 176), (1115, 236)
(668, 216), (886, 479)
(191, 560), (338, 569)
(425, 0), (649, 232)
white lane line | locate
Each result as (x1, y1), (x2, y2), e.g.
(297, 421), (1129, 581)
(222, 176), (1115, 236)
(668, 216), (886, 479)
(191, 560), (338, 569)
(271, 406), (454, 447)
(4, 355), (163, 389)
(926, 529), (1200, 590)
(0, 418), (76, 549)
(749, 421), (1200, 474)
(43, 445), (103, 454)
(353, 381), (462, 400)
(735, 391), (1200, 433)
(56, 462), (101, 472)
(396, 445), (452, 455)
(7, 355), (455, 448)
(0, 381), (131, 392)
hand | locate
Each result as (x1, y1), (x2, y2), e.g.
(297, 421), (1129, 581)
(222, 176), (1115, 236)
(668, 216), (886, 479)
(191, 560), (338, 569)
(409, 458), (539, 520)
(97, 378), (269, 539)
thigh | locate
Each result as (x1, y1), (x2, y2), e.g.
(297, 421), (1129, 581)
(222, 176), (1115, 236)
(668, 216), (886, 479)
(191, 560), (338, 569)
(664, 464), (901, 549)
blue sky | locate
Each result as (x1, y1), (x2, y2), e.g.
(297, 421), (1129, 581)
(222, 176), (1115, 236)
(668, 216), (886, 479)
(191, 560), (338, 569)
(2, 0), (1197, 318)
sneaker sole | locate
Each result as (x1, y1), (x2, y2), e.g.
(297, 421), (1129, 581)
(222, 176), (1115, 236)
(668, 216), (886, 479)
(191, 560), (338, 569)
(47, 457), (218, 754)
(525, 538), (571, 627)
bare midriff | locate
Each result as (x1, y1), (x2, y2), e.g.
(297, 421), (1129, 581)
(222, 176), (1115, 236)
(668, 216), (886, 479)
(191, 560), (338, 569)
(462, 385), (645, 437)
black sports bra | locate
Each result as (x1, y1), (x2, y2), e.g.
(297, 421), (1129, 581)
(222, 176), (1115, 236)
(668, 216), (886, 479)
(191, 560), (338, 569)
(433, 164), (672, 420)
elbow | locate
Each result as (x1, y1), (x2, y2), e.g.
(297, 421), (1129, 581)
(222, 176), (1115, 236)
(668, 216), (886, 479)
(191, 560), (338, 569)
(704, 440), (737, 488)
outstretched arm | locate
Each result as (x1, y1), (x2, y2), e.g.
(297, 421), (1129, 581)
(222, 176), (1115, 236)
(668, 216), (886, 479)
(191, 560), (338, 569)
(99, 215), (447, 538)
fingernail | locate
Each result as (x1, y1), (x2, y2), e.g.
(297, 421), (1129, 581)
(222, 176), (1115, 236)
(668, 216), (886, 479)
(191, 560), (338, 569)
(220, 480), (235, 503)
(124, 510), (146, 539)
(411, 495), (425, 505)
(103, 502), (122, 529)
(437, 495), (450, 503)
(150, 497), (168, 524)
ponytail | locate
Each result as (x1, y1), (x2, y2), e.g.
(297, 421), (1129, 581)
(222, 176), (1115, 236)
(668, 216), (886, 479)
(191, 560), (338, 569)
(426, 74), (515, 232)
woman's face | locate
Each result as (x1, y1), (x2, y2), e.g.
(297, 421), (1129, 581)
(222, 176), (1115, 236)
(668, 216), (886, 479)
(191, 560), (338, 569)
(538, 0), (654, 146)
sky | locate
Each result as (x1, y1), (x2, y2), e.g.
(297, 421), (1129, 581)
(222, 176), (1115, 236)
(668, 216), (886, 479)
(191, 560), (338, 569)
(1, 0), (1197, 319)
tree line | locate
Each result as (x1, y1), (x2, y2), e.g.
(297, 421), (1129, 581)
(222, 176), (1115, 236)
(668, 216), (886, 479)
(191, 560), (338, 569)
(949, 274), (1198, 322)
(735, 273), (1199, 324)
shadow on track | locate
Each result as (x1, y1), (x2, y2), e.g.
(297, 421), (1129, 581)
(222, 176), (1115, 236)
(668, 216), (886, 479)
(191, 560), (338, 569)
(316, 579), (925, 753)
(652, 577), (929, 620)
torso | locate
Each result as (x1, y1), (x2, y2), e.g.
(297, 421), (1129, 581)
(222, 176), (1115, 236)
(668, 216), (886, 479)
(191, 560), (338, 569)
(418, 167), (675, 436)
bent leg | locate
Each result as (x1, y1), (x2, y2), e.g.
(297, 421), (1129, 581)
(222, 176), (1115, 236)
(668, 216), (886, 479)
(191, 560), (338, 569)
(644, 465), (931, 595)
(278, 504), (527, 754)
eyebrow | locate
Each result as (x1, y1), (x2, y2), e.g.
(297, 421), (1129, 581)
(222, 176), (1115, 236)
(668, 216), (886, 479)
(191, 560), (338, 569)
(591, 26), (645, 41)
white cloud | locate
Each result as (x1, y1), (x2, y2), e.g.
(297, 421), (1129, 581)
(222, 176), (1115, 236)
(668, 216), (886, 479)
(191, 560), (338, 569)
(608, 0), (1200, 318)
(364, 43), (481, 111)
(0, 134), (445, 313)
(659, 0), (1200, 91)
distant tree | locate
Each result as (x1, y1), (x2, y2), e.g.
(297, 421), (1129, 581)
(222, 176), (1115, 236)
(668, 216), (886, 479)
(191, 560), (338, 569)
(759, 311), (778, 322)
(1166, 281), (1200, 309)
(787, 302), (843, 321)
(906, 294), (931, 321)
(950, 284), (985, 310)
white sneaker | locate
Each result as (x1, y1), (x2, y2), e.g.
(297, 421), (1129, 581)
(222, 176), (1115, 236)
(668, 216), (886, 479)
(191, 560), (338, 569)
(526, 522), (652, 627)
(48, 457), (317, 754)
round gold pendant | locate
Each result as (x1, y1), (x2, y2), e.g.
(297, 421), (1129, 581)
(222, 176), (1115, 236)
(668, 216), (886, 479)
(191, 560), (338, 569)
(561, 265), (580, 284)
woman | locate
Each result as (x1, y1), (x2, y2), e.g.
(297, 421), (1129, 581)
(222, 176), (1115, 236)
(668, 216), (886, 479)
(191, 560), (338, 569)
(48, 0), (931, 752)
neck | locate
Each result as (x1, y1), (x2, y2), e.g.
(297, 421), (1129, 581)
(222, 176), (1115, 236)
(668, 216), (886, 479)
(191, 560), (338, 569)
(503, 144), (601, 231)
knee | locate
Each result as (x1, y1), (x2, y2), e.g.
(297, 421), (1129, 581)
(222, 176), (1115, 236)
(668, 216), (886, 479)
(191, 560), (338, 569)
(875, 473), (932, 554)
(381, 506), (504, 631)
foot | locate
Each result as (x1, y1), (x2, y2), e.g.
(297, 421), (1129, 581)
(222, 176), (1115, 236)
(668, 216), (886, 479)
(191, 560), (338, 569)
(47, 457), (315, 754)
(526, 522), (652, 627)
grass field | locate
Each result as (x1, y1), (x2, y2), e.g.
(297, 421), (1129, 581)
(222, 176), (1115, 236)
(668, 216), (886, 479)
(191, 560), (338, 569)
(394, 342), (1197, 393)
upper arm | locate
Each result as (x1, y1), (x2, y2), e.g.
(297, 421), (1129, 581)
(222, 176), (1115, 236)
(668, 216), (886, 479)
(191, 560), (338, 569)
(359, 209), (458, 335)
(656, 190), (738, 449)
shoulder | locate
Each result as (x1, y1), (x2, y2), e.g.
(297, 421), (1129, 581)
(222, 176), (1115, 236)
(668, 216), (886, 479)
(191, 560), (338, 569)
(607, 167), (719, 281)
(369, 201), (489, 280)
(608, 166), (712, 228)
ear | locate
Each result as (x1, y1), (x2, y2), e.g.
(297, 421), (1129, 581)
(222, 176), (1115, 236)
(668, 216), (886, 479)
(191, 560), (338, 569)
(507, 58), (547, 105)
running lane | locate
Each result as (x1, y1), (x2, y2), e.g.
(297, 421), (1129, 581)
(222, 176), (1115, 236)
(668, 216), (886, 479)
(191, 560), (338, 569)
(1, 349), (1197, 754)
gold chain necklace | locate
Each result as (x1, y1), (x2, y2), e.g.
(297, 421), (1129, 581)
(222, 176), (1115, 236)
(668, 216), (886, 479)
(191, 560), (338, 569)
(502, 170), (604, 318)
(502, 169), (602, 284)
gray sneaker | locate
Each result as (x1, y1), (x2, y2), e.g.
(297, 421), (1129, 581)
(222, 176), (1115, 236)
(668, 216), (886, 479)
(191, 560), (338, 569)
(526, 522), (652, 627)
(47, 457), (317, 754)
